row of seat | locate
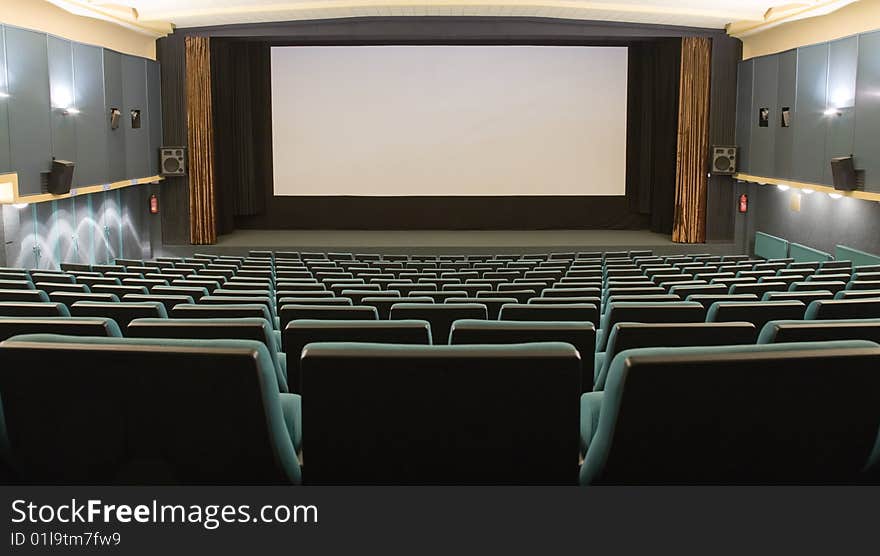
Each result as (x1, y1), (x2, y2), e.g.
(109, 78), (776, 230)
(1, 332), (878, 484)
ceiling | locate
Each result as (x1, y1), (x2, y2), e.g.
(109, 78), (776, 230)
(45, 0), (862, 36)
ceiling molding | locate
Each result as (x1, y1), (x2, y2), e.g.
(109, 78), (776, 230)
(726, 0), (860, 38)
(45, 0), (174, 37)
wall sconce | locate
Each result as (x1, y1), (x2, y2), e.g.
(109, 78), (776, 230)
(824, 108), (841, 117)
(0, 181), (14, 203)
(828, 193), (843, 200)
(110, 107), (121, 129)
(0, 92), (9, 98)
(802, 188), (815, 195)
(776, 184), (790, 191)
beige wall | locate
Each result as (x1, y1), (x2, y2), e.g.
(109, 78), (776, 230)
(0, 0), (155, 59)
(742, 0), (880, 59)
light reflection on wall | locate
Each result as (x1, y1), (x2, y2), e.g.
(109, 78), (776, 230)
(2, 188), (151, 269)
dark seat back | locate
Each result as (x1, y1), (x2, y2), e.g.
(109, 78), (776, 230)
(759, 319), (880, 344)
(69, 301), (167, 333)
(389, 303), (486, 344)
(283, 319), (432, 392)
(449, 319), (595, 392)
(279, 304), (377, 331)
(805, 299), (880, 320)
(0, 317), (121, 341)
(498, 303), (599, 327)
(0, 335), (300, 484)
(300, 342), (580, 484)
(580, 342), (880, 484)
(0, 302), (70, 317)
(171, 303), (273, 322)
(0, 289), (49, 303)
(595, 322), (757, 389)
(706, 301), (806, 339)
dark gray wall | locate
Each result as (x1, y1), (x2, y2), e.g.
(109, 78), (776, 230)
(6, 27), (52, 194)
(0, 24), (162, 269)
(737, 30), (880, 192)
(0, 23), (161, 194)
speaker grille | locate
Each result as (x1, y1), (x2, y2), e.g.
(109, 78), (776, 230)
(163, 157), (181, 173)
(713, 156), (732, 172)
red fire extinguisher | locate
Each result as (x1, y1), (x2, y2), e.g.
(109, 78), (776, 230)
(738, 193), (748, 214)
(150, 194), (159, 214)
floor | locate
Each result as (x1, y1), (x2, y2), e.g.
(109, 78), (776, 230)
(158, 229), (740, 257)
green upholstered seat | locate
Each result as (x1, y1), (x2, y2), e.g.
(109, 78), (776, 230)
(758, 319), (880, 344)
(0, 335), (300, 484)
(579, 341), (880, 484)
(0, 316), (122, 341)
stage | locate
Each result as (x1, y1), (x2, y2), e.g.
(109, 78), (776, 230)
(157, 229), (741, 258)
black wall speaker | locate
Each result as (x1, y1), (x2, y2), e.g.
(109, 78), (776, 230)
(711, 146), (737, 175)
(160, 147), (186, 176)
(830, 156), (858, 191)
(47, 159), (75, 195)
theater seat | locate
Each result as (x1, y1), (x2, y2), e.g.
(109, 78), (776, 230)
(445, 297), (517, 319)
(170, 303), (274, 325)
(706, 301), (806, 339)
(449, 319), (595, 392)
(835, 290), (880, 300)
(685, 293), (758, 309)
(122, 294), (194, 313)
(0, 280), (34, 291)
(763, 291), (833, 304)
(805, 298), (880, 320)
(127, 317), (288, 395)
(596, 301), (706, 351)
(759, 319), (880, 344)
(498, 303), (599, 328)
(0, 302), (70, 317)
(579, 341), (880, 484)
(283, 319), (432, 392)
(69, 301), (167, 334)
(389, 303), (486, 344)
(279, 304), (378, 331)
(300, 342), (579, 484)
(361, 296), (433, 319)
(0, 316), (121, 341)
(592, 322), (756, 391)
(49, 291), (120, 307)
(0, 289), (49, 303)
(0, 335), (301, 484)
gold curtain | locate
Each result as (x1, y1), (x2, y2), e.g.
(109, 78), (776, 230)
(185, 35), (217, 245)
(672, 36), (712, 243)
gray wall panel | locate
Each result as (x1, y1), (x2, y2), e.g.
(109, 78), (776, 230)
(146, 60), (162, 176)
(823, 35), (859, 184)
(72, 42), (110, 187)
(6, 27), (51, 195)
(122, 54), (149, 178)
(750, 55), (778, 177)
(735, 59), (753, 173)
(103, 49), (126, 182)
(774, 49), (797, 179)
(0, 27), (11, 173)
(791, 42), (829, 184)
(854, 30), (880, 192)
(47, 36), (77, 178)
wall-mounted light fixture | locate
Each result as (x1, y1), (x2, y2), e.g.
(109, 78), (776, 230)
(0, 92), (9, 99)
(823, 108), (841, 117)
(828, 193), (843, 200)
(802, 188), (815, 195)
(776, 184), (790, 191)
(12, 203), (28, 209)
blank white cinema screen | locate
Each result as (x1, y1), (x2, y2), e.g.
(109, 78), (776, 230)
(270, 45), (628, 196)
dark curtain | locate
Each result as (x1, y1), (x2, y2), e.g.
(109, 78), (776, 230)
(626, 39), (681, 234)
(211, 39), (271, 235)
